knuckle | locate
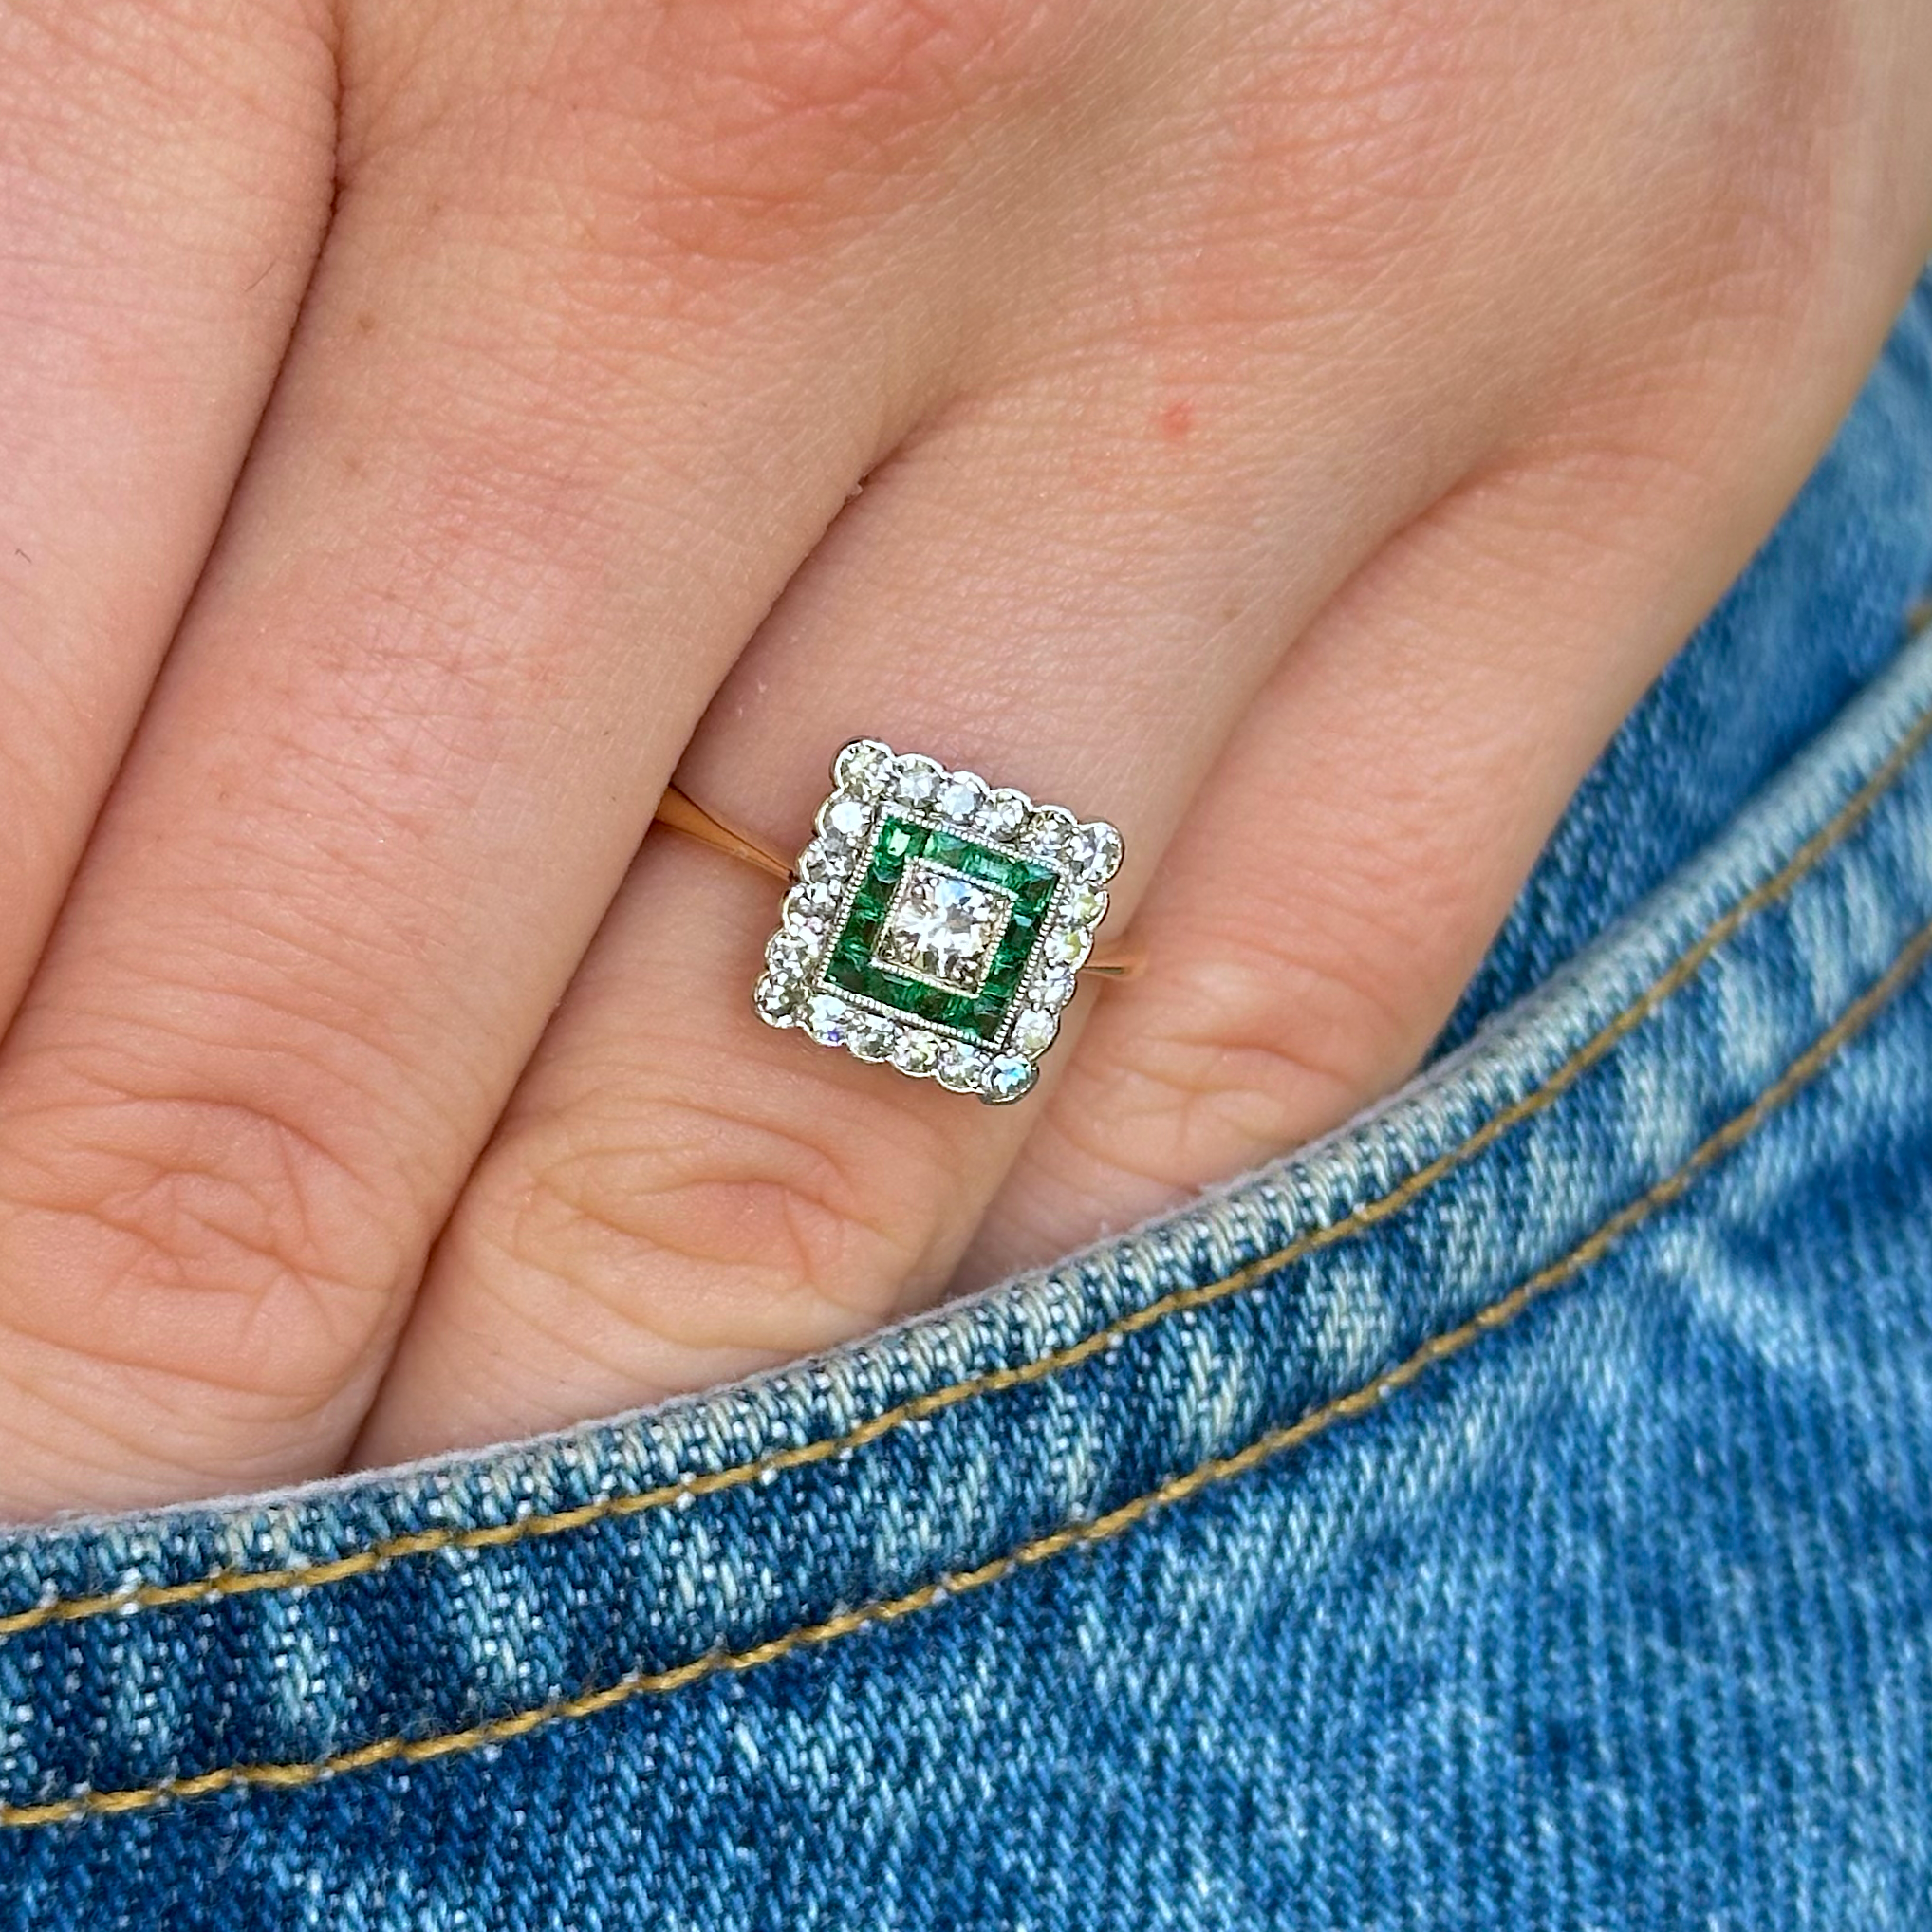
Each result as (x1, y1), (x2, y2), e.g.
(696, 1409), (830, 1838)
(0, 1045), (403, 1413)
(653, 0), (1059, 135)
(1666, 8), (1865, 299)
(354, 0), (1089, 272)
(1204, 0), (1860, 353)
(1070, 928), (1423, 1180)
(1197, 0), (1537, 283)
(460, 1079), (950, 1365)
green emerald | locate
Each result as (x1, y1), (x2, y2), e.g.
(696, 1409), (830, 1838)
(820, 814), (1057, 1044)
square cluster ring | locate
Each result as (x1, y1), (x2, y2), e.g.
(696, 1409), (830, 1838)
(753, 740), (1124, 1105)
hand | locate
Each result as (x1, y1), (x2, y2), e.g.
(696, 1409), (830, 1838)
(1, 0), (1927, 1514)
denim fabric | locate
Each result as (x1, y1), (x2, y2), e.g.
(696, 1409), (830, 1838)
(2, 274), (1931, 1927)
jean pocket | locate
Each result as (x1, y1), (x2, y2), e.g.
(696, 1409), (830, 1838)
(5, 310), (1932, 1932)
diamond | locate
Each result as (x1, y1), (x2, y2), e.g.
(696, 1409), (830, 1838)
(759, 742), (1120, 1102)
(820, 794), (872, 844)
(936, 1040), (986, 1092)
(1009, 1008), (1057, 1056)
(981, 789), (1029, 841)
(835, 739), (894, 797)
(805, 994), (853, 1046)
(798, 842), (849, 886)
(1019, 807), (1073, 861)
(981, 1055), (1037, 1105)
(1033, 965), (1077, 1011)
(765, 932), (816, 979)
(785, 882), (839, 930)
(890, 1030), (939, 1076)
(892, 755), (941, 805)
(754, 975), (803, 1024)
(936, 773), (984, 825)
(1044, 925), (1091, 970)
(1067, 822), (1124, 882)
(873, 861), (1013, 994)
(849, 1013), (896, 1061)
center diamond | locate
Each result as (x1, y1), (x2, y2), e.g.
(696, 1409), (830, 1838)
(872, 860), (1014, 994)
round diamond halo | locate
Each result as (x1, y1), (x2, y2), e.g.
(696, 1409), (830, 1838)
(754, 740), (1123, 1105)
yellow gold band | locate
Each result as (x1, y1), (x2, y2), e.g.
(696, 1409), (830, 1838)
(654, 784), (1143, 978)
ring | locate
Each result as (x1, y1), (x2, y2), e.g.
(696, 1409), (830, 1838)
(656, 739), (1131, 1105)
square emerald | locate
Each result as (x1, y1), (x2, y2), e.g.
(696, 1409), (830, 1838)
(822, 815), (1058, 1045)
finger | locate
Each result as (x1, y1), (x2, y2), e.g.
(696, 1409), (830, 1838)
(351, 331), (1495, 1460)
(343, 0), (1871, 1460)
(0, 1), (1055, 1514)
(0, 0), (336, 1012)
(963, 270), (1932, 1283)
(358, 99), (1932, 1464)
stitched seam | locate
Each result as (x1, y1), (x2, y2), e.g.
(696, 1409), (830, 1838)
(5, 912), (1924, 1830)
(3, 700), (1928, 1644)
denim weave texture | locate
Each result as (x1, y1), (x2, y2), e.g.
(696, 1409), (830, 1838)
(1, 273), (1931, 1928)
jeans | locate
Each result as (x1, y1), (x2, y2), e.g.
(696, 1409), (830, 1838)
(3, 269), (1930, 1929)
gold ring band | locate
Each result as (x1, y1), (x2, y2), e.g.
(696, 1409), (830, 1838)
(654, 783), (1143, 978)
(657, 741), (1137, 1104)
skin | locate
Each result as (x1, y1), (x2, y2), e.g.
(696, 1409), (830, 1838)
(0, 0), (1927, 1516)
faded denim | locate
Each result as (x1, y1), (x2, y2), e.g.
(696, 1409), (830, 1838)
(2, 270), (1931, 1927)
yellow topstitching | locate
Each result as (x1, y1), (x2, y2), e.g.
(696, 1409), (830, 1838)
(0, 699), (1927, 1647)
(1, 910), (1924, 1830)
